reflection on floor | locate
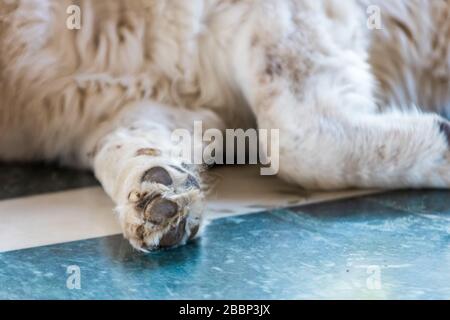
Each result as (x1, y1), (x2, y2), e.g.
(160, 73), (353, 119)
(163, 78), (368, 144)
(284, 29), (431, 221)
(0, 163), (449, 299)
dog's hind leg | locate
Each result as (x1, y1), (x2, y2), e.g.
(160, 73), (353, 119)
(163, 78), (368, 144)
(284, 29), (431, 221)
(232, 1), (450, 190)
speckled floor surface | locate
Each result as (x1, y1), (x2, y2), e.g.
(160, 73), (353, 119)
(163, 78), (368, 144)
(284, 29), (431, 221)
(0, 163), (449, 300)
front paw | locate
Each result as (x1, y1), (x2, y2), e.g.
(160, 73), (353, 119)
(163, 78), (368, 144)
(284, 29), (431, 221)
(118, 165), (204, 251)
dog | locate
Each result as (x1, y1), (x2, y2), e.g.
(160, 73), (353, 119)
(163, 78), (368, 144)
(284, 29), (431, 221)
(0, 0), (449, 251)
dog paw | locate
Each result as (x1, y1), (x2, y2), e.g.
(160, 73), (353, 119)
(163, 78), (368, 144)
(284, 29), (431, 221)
(118, 164), (204, 251)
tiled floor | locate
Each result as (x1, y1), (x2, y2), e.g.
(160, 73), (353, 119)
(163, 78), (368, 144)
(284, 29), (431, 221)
(0, 163), (449, 299)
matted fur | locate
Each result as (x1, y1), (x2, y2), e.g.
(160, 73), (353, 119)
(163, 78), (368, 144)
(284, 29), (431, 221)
(0, 0), (449, 250)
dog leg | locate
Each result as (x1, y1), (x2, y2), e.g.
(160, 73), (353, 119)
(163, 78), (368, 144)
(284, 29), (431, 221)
(82, 101), (225, 251)
(234, 2), (450, 190)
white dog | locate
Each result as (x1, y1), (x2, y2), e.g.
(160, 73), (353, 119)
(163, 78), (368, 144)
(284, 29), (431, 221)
(0, 0), (449, 251)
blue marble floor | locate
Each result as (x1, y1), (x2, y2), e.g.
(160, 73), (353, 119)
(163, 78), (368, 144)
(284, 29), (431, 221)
(1, 190), (449, 300)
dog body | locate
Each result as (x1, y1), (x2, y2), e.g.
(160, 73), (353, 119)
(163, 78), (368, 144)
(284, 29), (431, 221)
(1, 0), (449, 250)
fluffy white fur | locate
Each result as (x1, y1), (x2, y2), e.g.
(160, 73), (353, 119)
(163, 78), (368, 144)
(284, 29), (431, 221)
(0, 0), (449, 250)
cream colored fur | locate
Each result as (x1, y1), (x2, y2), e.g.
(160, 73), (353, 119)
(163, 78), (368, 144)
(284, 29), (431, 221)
(0, 0), (449, 251)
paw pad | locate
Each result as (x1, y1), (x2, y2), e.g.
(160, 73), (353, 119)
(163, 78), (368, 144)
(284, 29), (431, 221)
(125, 164), (202, 250)
(141, 166), (173, 186)
(144, 197), (179, 225)
(159, 218), (187, 247)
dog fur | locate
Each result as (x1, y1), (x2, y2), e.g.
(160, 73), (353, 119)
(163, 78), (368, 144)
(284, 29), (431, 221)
(0, 0), (449, 250)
